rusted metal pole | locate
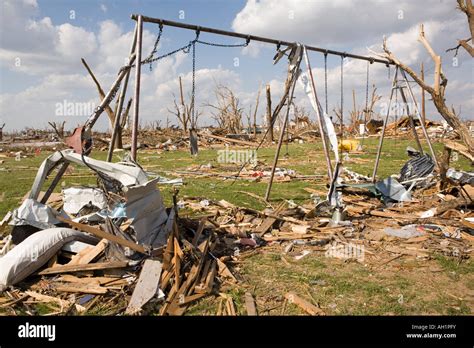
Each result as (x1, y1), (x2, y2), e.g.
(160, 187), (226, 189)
(107, 24), (138, 162)
(131, 15), (143, 162)
(372, 67), (398, 182)
(421, 62), (426, 124)
(400, 69), (439, 170)
(265, 89), (295, 202)
(131, 15), (394, 66)
(398, 86), (424, 154)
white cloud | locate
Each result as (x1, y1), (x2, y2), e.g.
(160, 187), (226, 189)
(100, 4), (107, 13)
(0, 0), (472, 131)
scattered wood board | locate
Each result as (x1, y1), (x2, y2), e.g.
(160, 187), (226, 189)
(56, 216), (147, 254)
(68, 239), (108, 265)
(126, 259), (163, 315)
(256, 202), (286, 237)
(285, 292), (324, 316)
(38, 261), (128, 275)
(245, 292), (257, 316)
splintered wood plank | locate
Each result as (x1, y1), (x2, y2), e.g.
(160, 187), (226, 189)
(285, 292), (324, 316)
(57, 275), (126, 286)
(68, 239), (108, 265)
(192, 218), (207, 246)
(162, 231), (175, 271)
(55, 283), (108, 295)
(167, 239), (211, 315)
(216, 258), (237, 282)
(180, 292), (207, 306)
(196, 259), (217, 294)
(256, 201), (286, 237)
(38, 261), (128, 275)
(225, 297), (236, 315)
(245, 292), (257, 316)
(125, 259), (163, 315)
(56, 217), (147, 254)
(25, 291), (71, 308)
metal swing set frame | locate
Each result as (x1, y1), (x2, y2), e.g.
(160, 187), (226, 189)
(65, 14), (439, 193)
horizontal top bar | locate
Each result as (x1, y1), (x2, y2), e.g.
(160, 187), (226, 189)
(131, 14), (394, 65)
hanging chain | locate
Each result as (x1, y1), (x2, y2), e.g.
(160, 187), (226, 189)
(122, 26), (249, 130)
(324, 52), (328, 115)
(340, 55), (344, 123)
(191, 39), (197, 128)
(196, 37), (249, 48)
(143, 23), (163, 71)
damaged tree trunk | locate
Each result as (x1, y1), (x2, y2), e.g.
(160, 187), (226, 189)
(376, 24), (474, 156)
(0, 123), (5, 141)
(447, 0), (474, 57)
(266, 84), (273, 142)
(81, 58), (116, 128)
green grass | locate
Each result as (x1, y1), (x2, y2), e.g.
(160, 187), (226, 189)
(0, 136), (472, 315)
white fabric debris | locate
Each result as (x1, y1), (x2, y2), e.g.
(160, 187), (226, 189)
(0, 228), (97, 292)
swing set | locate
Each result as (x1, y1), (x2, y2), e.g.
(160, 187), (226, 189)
(66, 14), (439, 201)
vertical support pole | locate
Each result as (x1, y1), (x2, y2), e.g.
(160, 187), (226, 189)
(265, 93), (292, 202)
(131, 15), (143, 162)
(372, 67), (398, 182)
(400, 69), (439, 170)
(399, 86), (423, 154)
(107, 24), (138, 162)
(303, 47), (333, 180)
(421, 62), (426, 124)
(40, 162), (70, 204)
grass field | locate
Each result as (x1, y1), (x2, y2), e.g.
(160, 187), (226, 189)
(0, 136), (472, 315)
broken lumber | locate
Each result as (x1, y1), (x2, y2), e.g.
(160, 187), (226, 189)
(68, 239), (108, 265)
(285, 292), (324, 316)
(57, 217), (147, 254)
(25, 291), (71, 308)
(38, 261), (128, 275)
(54, 283), (108, 295)
(198, 132), (255, 146)
(126, 259), (163, 315)
(245, 292), (257, 316)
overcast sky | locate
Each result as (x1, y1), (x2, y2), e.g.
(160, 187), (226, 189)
(0, 0), (472, 131)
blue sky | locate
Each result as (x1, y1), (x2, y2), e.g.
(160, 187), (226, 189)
(1, 0), (472, 131)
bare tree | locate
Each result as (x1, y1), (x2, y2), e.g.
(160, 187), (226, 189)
(447, 0), (474, 57)
(207, 85), (244, 134)
(0, 123), (5, 141)
(168, 76), (195, 132)
(48, 121), (66, 138)
(373, 24), (474, 155)
(81, 58), (116, 126)
(363, 85), (382, 122)
(292, 105), (311, 130)
(252, 85), (261, 137)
